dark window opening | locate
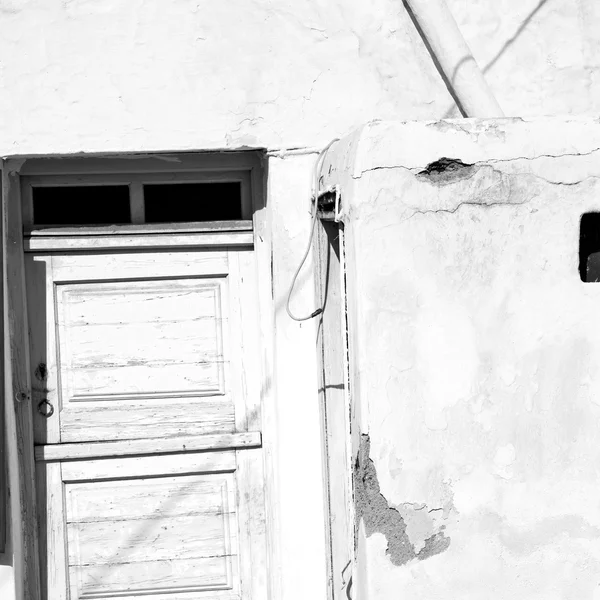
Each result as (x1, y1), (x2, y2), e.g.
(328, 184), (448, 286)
(144, 182), (242, 223)
(33, 186), (131, 226)
(579, 213), (600, 282)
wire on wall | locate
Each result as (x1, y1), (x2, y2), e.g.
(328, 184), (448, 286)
(285, 138), (339, 322)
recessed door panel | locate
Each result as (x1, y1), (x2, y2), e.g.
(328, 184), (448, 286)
(66, 473), (239, 599)
(27, 250), (257, 444)
(54, 277), (232, 442)
(57, 279), (226, 399)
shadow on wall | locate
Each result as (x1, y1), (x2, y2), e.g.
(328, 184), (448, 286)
(440, 0), (551, 117)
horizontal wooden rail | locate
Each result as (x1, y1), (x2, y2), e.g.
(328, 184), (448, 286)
(35, 431), (261, 462)
(25, 230), (254, 252)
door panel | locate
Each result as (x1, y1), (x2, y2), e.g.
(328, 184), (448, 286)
(40, 450), (260, 600)
(65, 472), (239, 599)
(27, 250), (254, 444)
(59, 398), (234, 444)
(55, 276), (232, 442)
(57, 279), (226, 399)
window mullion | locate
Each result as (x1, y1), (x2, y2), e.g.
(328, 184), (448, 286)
(130, 181), (145, 224)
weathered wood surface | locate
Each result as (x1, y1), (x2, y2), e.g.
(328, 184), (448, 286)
(69, 514), (234, 564)
(25, 220), (253, 236)
(60, 399), (235, 443)
(19, 152), (261, 177)
(65, 470), (239, 599)
(25, 231), (253, 251)
(61, 450), (237, 482)
(24, 216), (267, 599)
(13, 152), (269, 600)
(50, 250), (229, 281)
(37, 461), (68, 600)
(26, 250), (261, 444)
(36, 431), (261, 461)
(70, 557), (237, 599)
(66, 475), (234, 521)
(57, 279), (226, 398)
(2, 167), (42, 599)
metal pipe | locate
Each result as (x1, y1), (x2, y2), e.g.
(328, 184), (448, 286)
(403, 0), (504, 118)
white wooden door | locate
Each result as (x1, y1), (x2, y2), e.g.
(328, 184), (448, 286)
(26, 246), (266, 600)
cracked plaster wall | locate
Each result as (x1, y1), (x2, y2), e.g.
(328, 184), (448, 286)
(0, 0), (450, 156)
(2, 0), (600, 155)
(322, 118), (600, 599)
(3, 1), (600, 598)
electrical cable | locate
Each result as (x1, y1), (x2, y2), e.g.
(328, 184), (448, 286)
(286, 138), (339, 322)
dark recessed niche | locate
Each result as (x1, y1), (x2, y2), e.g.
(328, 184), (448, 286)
(33, 186), (131, 226)
(143, 182), (242, 223)
(580, 213), (600, 282)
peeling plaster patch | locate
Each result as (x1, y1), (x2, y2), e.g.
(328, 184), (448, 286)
(417, 530), (452, 560)
(354, 434), (450, 565)
(416, 157), (476, 185)
(398, 503), (450, 554)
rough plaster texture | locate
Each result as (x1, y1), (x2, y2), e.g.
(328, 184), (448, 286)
(354, 433), (450, 566)
(0, 0), (450, 155)
(4, 0), (600, 597)
(3, 0), (600, 155)
(448, 0), (600, 118)
(322, 117), (600, 599)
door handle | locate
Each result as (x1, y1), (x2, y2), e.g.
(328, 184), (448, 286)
(37, 399), (54, 418)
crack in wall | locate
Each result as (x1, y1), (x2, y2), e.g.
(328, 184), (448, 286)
(354, 434), (450, 566)
(350, 153), (600, 222)
(352, 147), (600, 179)
(403, 197), (532, 220)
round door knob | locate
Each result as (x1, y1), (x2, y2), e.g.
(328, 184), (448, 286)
(37, 399), (54, 418)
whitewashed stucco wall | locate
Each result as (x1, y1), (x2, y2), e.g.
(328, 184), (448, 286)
(2, 0), (600, 599)
(1, 0), (600, 156)
(0, 0), (449, 155)
(0, 2), (446, 599)
(449, 0), (600, 118)
(322, 118), (600, 599)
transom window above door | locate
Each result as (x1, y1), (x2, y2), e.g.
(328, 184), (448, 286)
(18, 152), (261, 252)
(24, 172), (251, 227)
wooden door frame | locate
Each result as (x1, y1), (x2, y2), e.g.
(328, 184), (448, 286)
(1, 150), (275, 600)
(2, 163), (41, 600)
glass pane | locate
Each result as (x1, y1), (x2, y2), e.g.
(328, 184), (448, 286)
(143, 182), (242, 223)
(33, 186), (131, 226)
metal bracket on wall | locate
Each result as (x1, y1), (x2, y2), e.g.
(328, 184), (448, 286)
(316, 184), (342, 222)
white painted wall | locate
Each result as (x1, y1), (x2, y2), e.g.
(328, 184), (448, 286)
(0, 0), (449, 155)
(2, 0), (600, 156)
(263, 151), (329, 600)
(449, 0), (600, 118)
(3, 0), (600, 598)
(322, 118), (600, 599)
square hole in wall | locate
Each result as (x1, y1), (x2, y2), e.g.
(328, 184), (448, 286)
(580, 213), (600, 282)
